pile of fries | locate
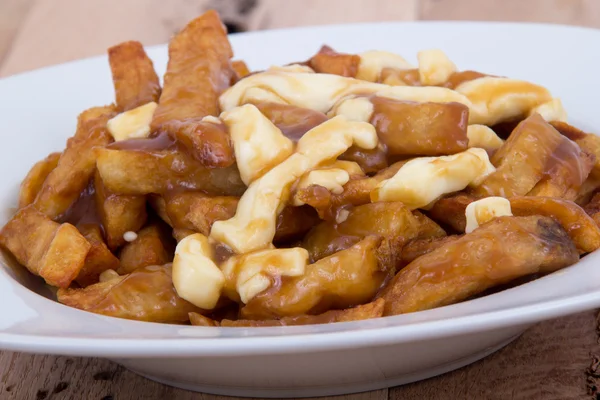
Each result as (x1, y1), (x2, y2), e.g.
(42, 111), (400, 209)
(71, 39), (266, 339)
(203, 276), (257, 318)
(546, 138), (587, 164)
(3, 10), (600, 328)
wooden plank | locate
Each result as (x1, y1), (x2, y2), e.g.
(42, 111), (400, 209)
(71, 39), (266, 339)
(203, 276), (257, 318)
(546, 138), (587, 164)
(420, 0), (600, 27)
(390, 311), (599, 400)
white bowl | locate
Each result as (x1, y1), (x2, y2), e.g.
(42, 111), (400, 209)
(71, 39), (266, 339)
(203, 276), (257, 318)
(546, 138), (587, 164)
(1, 21), (600, 398)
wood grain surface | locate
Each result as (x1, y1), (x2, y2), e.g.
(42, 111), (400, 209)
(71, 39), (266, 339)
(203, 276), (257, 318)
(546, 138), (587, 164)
(1, 1), (599, 399)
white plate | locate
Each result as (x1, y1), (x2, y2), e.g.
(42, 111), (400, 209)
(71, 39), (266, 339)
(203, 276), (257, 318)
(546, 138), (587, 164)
(1, 21), (600, 398)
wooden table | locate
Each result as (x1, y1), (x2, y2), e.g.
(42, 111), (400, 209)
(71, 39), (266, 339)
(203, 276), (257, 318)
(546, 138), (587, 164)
(1, 1), (600, 399)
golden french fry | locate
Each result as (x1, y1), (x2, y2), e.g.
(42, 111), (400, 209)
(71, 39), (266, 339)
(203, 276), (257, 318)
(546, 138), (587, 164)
(308, 45), (360, 77)
(473, 114), (592, 199)
(427, 193), (476, 232)
(108, 40), (161, 111)
(189, 312), (219, 326)
(164, 191), (239, 234)
(76, 224), (120, 287)
(117, 224), (174, 274)
(231, 60), (251, 81)
(0, 206), (91, 288)
(370, 98), (469, 156)
(222, 298), (385, 327)
(57, 264), (201, 323)
(510, 196), (600, 254)
(95, 147), (245, 196)
(151, 11), (235, 167)
(584, 192), (600, 227)
(400, 236), (460, 266)
(18, 152), (61, 209)
(339, 144), (388, 174)
(34, 107), (116, 219)
(241, 237), (389, 319)
(380, 216), (579, 316)
(94, 170), (147, 250)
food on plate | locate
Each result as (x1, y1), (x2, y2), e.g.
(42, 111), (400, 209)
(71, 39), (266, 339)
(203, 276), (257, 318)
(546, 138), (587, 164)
(1, 10), (598, 327)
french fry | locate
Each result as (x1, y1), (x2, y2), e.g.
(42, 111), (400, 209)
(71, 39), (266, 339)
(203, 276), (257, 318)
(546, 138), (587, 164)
(0, 206), (91, 288)
(584, 192), (600, 227)
(95, 147), (246, 196)
(222, 298), (385, 327)
(34, 107), (116, 219)
(510, 196), (600, 254)
(308, 45), (360, 77)
(274, 205), (321, 243)
(76, 224), (120, 287)
(241, 236), (389, 319)
(427, 193), (476, 232)
(370, 98), (469, 156)
(400, 236), (460, 266)
(339, 144), (388, 174)
(380, 216), (579, 316)
(57, 264), (201, 323)
(473, 114), (593, 199)
(252, 101), (328, 142)
(117, 224), (175, 274)
(189, 312), (219, 326)
(164, 191), (239, 234)
(231, 60), (251, 81)
(108, 40), (161, 111)
(150, 11), (235, 167)
(18, 152), (61, 209)
(94, 170), (147, 250)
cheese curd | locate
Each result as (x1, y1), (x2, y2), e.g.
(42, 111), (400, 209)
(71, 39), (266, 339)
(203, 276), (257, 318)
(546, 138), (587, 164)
(269, 64), (315, 73)
(465, 197), (513, 233)
(356, 50), (414, 82)
(209, 116), (377, 254)
(329, 96), (374, 121)
(371, 148), (495, 209)
(529, 98), (567, 122)
(106, 102), (157, 141)
(172, 233), (225, 309)
(220, 104), (294, 185)
(467, 125), (504, 151)
(417, 49), (457, 86)
(221, 247), (309, 303)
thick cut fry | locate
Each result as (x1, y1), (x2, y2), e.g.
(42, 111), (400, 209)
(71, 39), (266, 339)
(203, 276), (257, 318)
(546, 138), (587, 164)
(231, 60), (250, 81)
(108, 41), (161, 111)
(117, 224), (175, 274)
(94, 171), (147, 250)
(339, 144), (388, 174)
(473, 114), (593, 199)
(428, 193), (477, 232)
(0, 206), (91, 288)
(34, 107), (116, 219)
(151, 11), (235, 167)
(297, 160), (406, 220)
(510, 196), (600, 254)
(18, 152), (61, 209)
(302, 202), (436, 265)
(164, 191), (239, 234)
(400, 236), (460, 266)
(241, 237), (389, 319)
(308, 45), (360, 77)
(274, 205), (321, 243)
(551, 121), (600, 178)
(95, 147), (245, 196)
(584, 192), (600, 227)
(222, 298), (385, 327)
(189, 312), (219, 326)
(76, 224), (120, 287)
(380, 216), (579, 316)
(57, 264), (201, 323)
(370, 98), (469, 156)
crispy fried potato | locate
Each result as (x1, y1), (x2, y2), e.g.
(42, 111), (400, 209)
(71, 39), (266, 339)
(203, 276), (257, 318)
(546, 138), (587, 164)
(95, 147), (245, 196)
(164, 191), (239, 233)
(57, 264), (201, 323)
(223, 298), (385, 327)
(427, 193), (476, 232)
(76, 224), (120, 287)
(275, 205), (321, 243)
(584, 192), (600, 227)
(302, 202), (429, 265)
(117, 224), (175, 274)
(241, 237), (389, 319)
(412, 210), (447, 238)
(297, 160), (406, 220)
(18, 152), (61, 209)
(172, 228), (196, 242)
(510, 196), (600, 254)
(151, 11), (235, 167)
(339, 143), (388, 174)
(231, 60), (250, 81)
(370, 98), (469, 156)
(380, 216), (579, 315)
(94, 171), (147, 250)
(0, 206), (90, 288)
(108, 41), (161, 111)
(189, 312), (219, 326)
(308, 45), (360, 77)
(400, 236), (460, 266)
(473, 114), (592, 199)
(34, 107), (116, 219)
